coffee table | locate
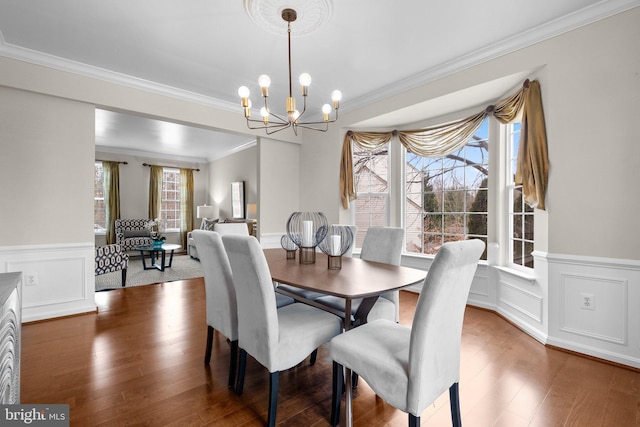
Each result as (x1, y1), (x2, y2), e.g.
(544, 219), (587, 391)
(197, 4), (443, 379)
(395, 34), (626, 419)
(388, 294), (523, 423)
(134, 243), (181, 272)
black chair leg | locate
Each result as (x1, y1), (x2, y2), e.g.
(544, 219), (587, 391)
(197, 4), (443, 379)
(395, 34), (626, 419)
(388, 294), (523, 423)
(331, 361), (343, 427)
(409, 413), (420, 427)
(204, 326), (214, 365)
(236, 349), (247, 395)
(267, 371), (279, 427)
(352, 371), (359, 388)
(228, 340), (238, 389)
(121, 268), (127, 287)
(449, 382), (462, 427)
(310, 349), (318, 366)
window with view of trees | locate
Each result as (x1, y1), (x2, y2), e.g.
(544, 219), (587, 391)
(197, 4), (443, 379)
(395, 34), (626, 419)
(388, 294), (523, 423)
(353, 144), (389, 247)
(508, 123), (534, 268)
(94, 161), (106, 232)
(161, 168), (181, 230)
(405, 119), (489, 259)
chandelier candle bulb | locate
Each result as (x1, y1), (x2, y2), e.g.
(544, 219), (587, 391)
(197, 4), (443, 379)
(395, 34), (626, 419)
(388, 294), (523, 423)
(258, 74), (271, 97)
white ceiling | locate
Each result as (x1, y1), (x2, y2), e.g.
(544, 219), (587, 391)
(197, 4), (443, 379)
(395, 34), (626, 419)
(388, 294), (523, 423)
(1, 0), (636, 162)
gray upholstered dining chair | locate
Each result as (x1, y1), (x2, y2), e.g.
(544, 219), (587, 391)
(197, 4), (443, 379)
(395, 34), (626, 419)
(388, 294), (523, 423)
(222, 234), (342, 427)
(315, 226), (404, 324)
(214, 222), (293, 307)
(329, 239), (485, 427)
(191, 230), (239, 388)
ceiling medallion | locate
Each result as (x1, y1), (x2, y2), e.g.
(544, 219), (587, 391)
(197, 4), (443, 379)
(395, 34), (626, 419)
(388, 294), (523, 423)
(243, 0), (333, 36)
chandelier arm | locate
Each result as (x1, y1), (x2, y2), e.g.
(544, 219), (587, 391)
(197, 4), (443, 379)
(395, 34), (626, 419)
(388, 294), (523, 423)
(246, 116), (287, 126)
(245, 118), (289, 130)
(297, 110), (340, 126)
(267, 111), (290, 123)
(266, 122), (293, 135)
(296, 123), (329, 132)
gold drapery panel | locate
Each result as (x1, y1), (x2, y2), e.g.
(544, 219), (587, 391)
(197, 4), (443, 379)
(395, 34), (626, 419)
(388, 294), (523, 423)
(340, 79), (548, 210)
(180, 168), (194, 248)
(102, 161), (121, 244)
(517, 81), (549, 210)
(148, 165), (163, 219)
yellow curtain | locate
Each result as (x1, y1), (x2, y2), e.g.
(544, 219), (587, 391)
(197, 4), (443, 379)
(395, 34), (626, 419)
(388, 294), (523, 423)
(148, 165), (163, 219)
(516, 80), (549, 210)
(102, 161), (120, 244)
(180, 168), (194, 248)
(340, 79), (549, 210)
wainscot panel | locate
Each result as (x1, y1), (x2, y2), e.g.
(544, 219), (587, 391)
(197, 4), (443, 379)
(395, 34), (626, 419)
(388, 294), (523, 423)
(0, 243), (96, 322)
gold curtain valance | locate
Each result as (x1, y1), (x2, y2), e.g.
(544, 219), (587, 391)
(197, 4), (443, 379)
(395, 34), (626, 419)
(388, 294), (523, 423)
(340, 79), (548, 210)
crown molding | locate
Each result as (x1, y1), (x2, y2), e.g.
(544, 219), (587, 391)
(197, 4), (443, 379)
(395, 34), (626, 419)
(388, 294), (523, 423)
(96, 138), (257, 163)
(1, 1), (638, 115)
(95, 145), (209, 164)
(0, 39), (239, 113)
(344, 0), (640, 113)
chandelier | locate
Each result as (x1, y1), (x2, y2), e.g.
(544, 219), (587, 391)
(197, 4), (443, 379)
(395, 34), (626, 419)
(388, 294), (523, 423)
(238, 8), (342, 135)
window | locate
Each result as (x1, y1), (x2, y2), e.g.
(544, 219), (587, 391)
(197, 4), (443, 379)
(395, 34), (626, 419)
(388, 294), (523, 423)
(352, 143), (390, 247)
(94, 161), (106, 233)
(405, 119), (489, 258)
(161, 168), (181, 230)
(507, 123), (534, 268)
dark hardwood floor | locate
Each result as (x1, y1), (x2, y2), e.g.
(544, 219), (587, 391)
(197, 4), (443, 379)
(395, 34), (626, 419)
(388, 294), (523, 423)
(21, 279), (640, 426)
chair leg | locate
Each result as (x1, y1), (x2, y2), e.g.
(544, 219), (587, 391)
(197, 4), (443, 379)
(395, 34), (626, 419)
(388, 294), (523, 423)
(449, 382), (462, 427)
(409, 413), (420, 427)
(310, 348), (318, 366)
(267, 371), (279, 427)
(228, 340), (238, 389)
(236, 349), (247, 395)
(352, 371), (359, 388)
(121, 268), (127, 287)
(331, 361), (343, 427)
(204, 326), (214, 365)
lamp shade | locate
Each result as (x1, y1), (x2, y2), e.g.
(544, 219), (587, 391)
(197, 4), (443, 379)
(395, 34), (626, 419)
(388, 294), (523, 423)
(247, 203), (257, 220)
(197, 205), (216, 219)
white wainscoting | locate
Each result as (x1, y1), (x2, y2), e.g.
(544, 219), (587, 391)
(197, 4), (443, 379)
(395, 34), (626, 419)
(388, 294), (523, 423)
(546, 253), (640, 369)
(259, 233), (283, 249)
(0, 243), (96, 323)
(262, 234), (640, 368)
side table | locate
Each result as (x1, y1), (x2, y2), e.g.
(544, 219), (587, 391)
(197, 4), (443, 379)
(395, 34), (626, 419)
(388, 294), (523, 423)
(134, 243), (182, 272)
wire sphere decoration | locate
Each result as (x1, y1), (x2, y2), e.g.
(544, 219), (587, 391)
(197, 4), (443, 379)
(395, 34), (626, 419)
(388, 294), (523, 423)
(280, 234), (298, 259)
(286, 212), (328, 248)
(318, 225), (354, 269)
(317, 225), (354, 257)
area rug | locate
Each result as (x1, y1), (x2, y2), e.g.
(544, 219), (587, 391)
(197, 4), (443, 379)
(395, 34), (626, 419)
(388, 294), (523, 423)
(95, 255), (203, 292)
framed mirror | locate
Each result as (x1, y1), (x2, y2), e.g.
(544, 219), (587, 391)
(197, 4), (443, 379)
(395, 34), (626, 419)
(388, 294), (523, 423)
(231, 181), (245, 219)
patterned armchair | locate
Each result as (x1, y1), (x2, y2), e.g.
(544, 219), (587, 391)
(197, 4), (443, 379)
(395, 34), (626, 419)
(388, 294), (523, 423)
(115, 219), (152, 252)
(95, 244), (129, 287)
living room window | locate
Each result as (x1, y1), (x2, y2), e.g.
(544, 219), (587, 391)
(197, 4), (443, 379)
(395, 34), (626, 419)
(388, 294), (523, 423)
(352, 143), (390, 247)
(94, 161), (106, 233)
(507, 123), (534, 268)
(404, 119), (489, 258)
(161, 168), (181, 230)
